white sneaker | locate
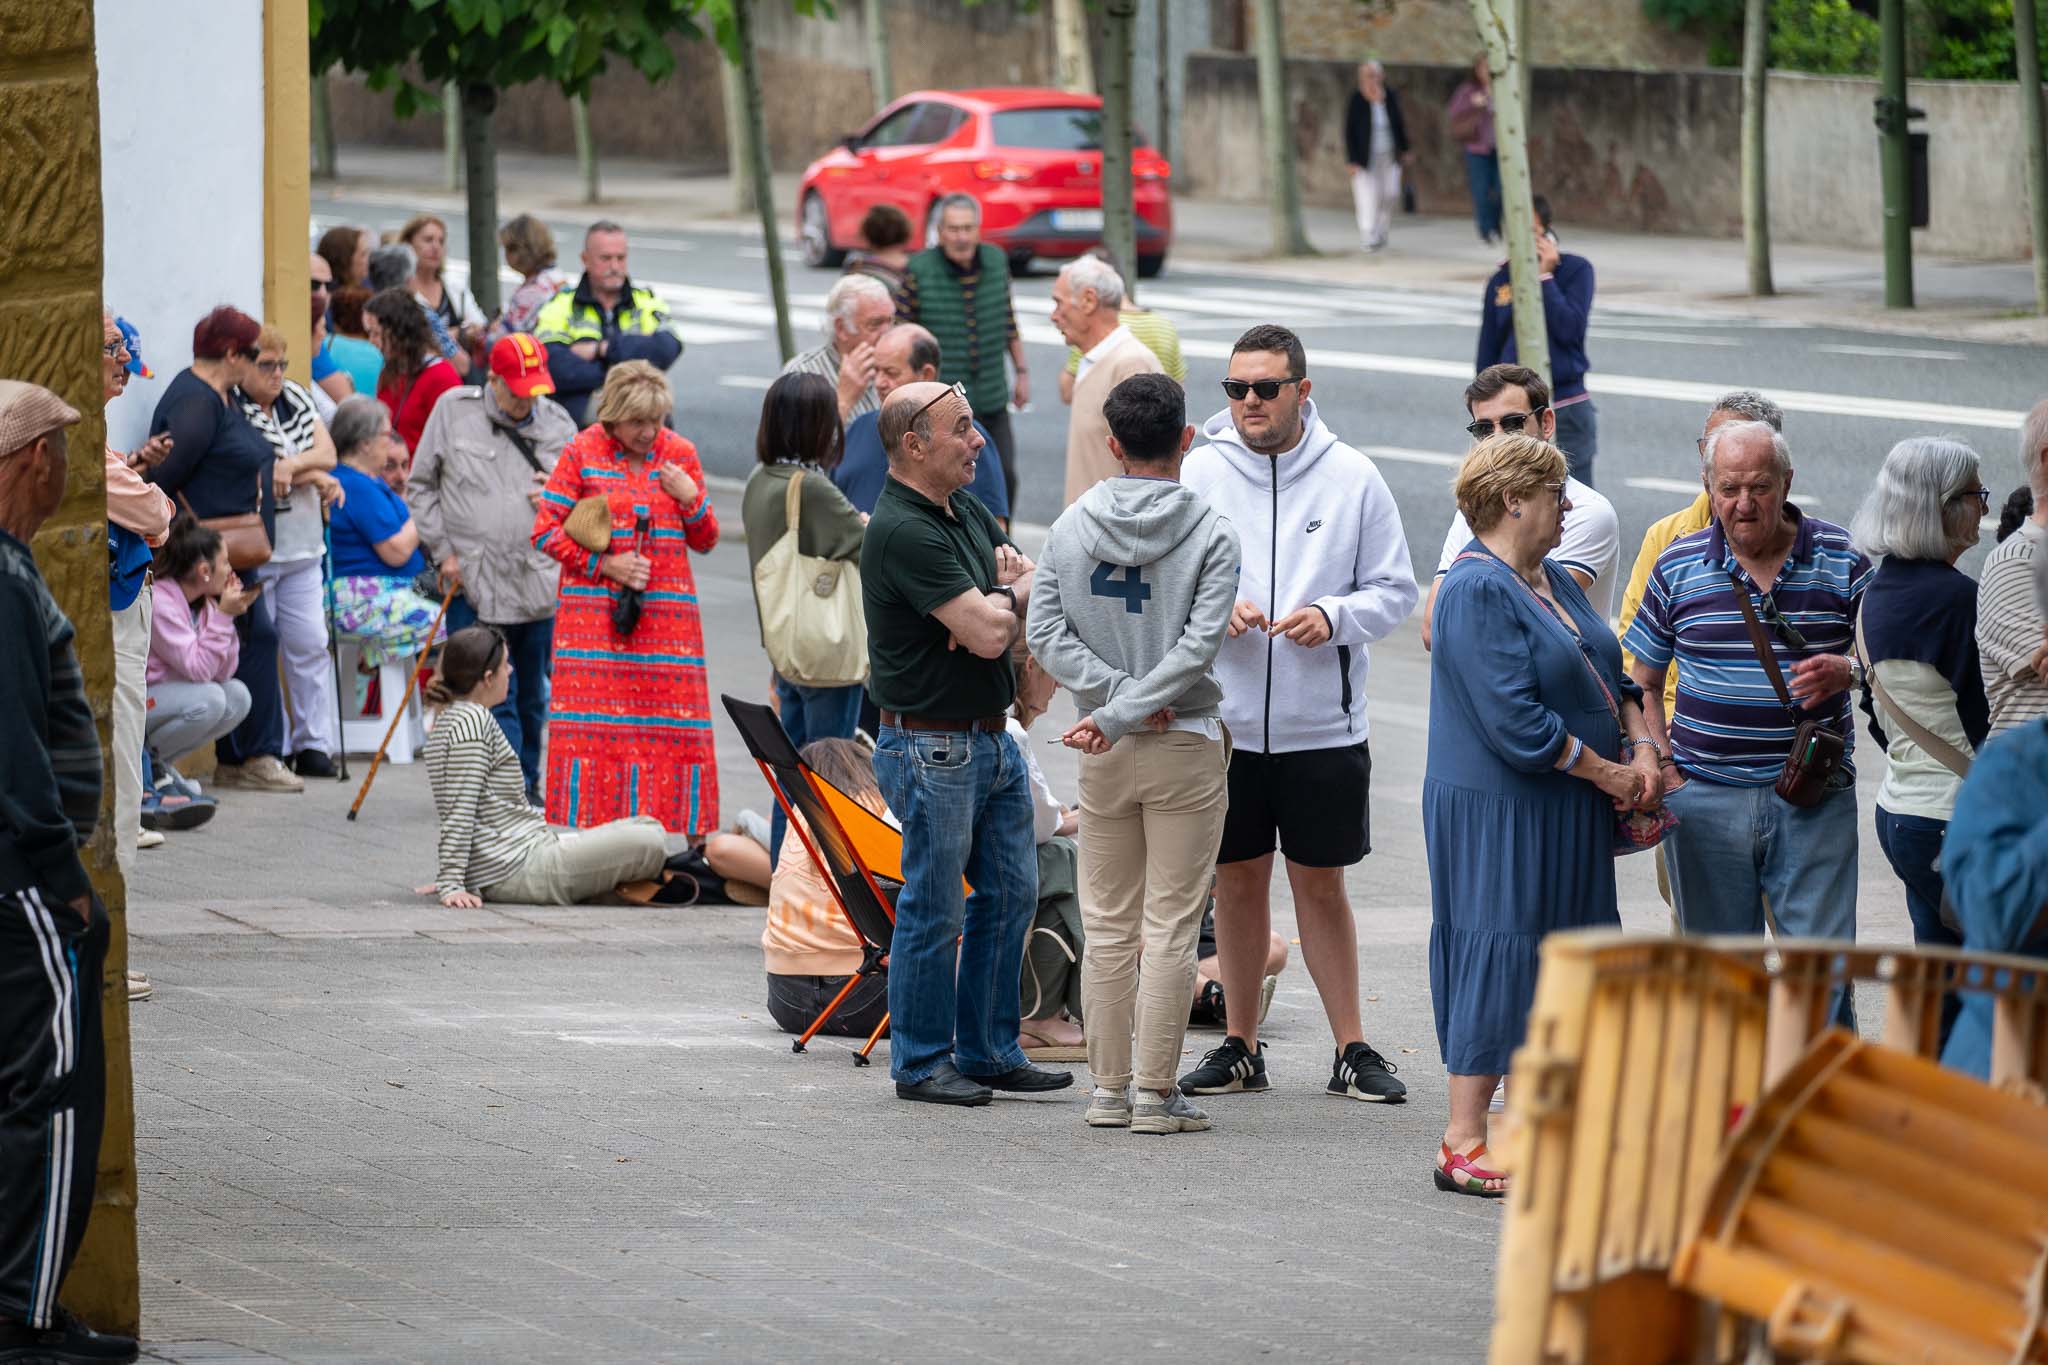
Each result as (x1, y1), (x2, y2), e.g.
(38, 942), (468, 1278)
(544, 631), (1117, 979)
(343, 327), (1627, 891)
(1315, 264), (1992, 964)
(1085, 1086), (1131, 1128)
(136, 829), (165, 850)
(126, 971), (153, 1003)
(1132, 1087), (1211, 1134)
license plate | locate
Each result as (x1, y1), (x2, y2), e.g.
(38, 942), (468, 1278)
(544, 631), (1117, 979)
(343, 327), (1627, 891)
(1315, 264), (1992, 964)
(1050, 208), (1103, 232)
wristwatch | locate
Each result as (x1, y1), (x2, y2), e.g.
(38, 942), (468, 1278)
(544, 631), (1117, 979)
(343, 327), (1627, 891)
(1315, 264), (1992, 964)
(1847, 656), (1867, 689)
(989, 585), (1018, 612)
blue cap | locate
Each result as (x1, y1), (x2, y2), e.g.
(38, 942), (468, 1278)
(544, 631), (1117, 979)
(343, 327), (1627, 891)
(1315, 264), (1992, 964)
(115, 317), (151, 378)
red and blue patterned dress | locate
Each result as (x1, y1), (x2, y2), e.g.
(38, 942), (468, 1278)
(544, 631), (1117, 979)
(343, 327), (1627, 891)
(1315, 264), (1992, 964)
(532, 425), (720, 837)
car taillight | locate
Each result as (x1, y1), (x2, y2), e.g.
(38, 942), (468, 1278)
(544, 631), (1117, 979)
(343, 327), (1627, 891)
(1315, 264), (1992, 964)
(1135, 159), (1171, 181)
(974, 160), (1035, 183)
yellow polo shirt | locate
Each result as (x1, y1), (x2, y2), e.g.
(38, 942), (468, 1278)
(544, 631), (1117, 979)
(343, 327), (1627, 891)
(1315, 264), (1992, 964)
(1617, 492), (1713, 713)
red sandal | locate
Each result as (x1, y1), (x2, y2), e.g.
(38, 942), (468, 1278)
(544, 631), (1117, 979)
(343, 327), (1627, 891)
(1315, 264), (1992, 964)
(1434, 1140), (1509, 1198)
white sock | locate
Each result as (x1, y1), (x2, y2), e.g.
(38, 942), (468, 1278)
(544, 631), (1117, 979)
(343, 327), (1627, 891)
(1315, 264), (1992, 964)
(1092, 1085), (1123, 1100)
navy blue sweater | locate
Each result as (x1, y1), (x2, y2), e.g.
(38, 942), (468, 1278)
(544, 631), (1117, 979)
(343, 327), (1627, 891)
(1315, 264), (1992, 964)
(1475, 253), (1595, 401)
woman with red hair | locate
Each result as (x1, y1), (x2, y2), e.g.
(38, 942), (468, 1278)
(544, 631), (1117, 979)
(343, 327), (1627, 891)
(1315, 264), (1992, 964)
(145, 304), (304, 793)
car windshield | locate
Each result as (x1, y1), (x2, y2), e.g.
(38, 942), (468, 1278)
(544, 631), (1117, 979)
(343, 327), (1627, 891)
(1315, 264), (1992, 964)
(992, 107), (1113, 150)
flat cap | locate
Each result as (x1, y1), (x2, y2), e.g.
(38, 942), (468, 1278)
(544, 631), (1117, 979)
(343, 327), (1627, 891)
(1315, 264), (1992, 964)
(0, 380), (82, 459)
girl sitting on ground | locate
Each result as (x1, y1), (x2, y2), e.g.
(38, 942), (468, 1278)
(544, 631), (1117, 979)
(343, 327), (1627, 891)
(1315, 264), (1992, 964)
(423, 626), (668, 907)
(1008, 646), (1087, 1058)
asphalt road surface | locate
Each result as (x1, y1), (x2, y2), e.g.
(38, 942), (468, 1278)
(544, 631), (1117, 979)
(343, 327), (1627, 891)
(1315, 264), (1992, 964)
(316, 193), (2043, 580)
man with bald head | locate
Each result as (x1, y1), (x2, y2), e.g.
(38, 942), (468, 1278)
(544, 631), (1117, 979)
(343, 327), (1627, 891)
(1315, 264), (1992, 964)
(831, 323), (1009, 526)
(862, 381), (1066, 1107)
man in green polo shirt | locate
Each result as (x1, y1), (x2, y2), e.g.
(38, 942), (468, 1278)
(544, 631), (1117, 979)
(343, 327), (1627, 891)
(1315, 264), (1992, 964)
(864, 381), (1072, 1106)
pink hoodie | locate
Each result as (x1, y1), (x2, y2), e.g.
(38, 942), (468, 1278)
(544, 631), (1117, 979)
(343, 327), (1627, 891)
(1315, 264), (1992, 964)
(147, 576), (240, 685)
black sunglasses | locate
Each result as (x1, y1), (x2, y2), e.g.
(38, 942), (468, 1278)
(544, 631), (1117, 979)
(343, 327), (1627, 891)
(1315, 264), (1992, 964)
(311, 278), (331, 292)
(1466, 407), (1548, 440)
(1221, 377), (1303, 402)
(907, 381), (969, 432)
(1757, 591), (1808, 650)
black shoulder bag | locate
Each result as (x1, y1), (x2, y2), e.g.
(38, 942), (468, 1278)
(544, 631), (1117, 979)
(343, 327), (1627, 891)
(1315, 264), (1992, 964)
(1727, 573), (1845, 808)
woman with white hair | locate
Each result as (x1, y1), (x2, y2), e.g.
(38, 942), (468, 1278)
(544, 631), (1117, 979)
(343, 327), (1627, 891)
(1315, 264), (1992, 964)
(1850, 436), (1993, 974)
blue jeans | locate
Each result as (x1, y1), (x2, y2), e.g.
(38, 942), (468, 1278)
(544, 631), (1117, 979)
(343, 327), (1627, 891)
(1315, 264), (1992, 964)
(1464, 151), (1502, 240)
(771, 677), (866, 864)
(448, 600), (554, 798)
(218, 579), (284, 765)
(872, 724), (1037, 1084)
(1661, 772), (1860, 1027)
(1552, 398), (1598, 489)
(1875, 805), (1963, 1047)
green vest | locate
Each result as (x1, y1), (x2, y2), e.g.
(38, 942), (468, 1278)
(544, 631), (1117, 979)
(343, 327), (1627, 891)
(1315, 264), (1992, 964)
(906, 245), (1012, 417)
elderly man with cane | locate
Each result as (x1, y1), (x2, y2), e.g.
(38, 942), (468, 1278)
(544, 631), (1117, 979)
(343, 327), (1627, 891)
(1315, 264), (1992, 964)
(862, 380), (1069, 1106)
(0, 381), (139, 1364)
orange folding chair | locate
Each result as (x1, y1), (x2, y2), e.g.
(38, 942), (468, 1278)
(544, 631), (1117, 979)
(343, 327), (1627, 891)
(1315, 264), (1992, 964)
(723, 695), (912, 1066)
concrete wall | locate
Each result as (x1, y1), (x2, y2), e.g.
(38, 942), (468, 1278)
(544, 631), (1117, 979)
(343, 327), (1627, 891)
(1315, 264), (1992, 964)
(96, 0), (267, 452)
(325, 0), (1051, 174)
(1178, 54), (2039, 260)
(1267, 0), (1709, 70)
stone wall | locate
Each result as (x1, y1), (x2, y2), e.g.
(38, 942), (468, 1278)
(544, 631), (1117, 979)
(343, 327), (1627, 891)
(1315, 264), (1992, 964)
(1179, 53), (2038, 260)
(1267, 0), (1709, 70)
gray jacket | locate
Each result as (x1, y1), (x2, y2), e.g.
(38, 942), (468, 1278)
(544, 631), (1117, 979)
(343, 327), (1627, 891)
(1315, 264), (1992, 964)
(406, 387), (577, 624)
(1027, 476), (1240, 744)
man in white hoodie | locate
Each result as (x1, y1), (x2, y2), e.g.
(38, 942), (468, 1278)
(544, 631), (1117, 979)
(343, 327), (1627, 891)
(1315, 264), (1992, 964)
(1178, 324), (1419, 1103)
(1029, 373), (1241, 1135)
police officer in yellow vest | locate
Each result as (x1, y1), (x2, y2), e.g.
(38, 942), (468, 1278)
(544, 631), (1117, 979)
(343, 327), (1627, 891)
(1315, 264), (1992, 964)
(533, 220), (683, 425)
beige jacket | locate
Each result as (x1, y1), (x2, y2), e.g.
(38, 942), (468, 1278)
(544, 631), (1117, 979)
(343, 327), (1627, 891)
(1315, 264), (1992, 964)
(1062, 328), (1165, 508)
(406, 386), (578, 624)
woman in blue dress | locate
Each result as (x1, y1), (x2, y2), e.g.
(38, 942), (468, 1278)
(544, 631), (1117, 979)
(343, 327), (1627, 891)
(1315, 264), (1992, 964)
(1425, 434), (1667, 1196)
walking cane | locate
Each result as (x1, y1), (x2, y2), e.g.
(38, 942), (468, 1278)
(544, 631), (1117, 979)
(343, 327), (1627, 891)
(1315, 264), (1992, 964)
(323, 509), (350, 780)
(346, 583), (458, 821)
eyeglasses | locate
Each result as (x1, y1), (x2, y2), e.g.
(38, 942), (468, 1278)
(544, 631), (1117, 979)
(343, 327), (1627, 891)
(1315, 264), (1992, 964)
(1757, 590), (1808, 649)
(311, 279), (331, 293)
(253, 359), (287, 375)
(1221, 377), (1303, 402)
(1466, 407), (1548, 440)
(102, 339), (129, 359)
(1950, 486), (1993, 504)
(1543, 480), (1567, 505)
(907, 381), (970, 432)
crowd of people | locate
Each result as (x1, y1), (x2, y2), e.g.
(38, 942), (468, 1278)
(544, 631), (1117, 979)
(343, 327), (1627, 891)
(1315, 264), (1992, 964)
(5, 176), (2048, 1361)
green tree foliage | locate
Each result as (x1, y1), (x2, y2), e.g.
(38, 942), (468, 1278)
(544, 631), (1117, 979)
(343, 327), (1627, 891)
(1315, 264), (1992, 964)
(1644, 0), (2048, 76)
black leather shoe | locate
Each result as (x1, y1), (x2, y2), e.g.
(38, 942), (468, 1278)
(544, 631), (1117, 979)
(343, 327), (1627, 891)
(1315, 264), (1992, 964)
(965, 1063), (1075, 1093)
(0, 1308), (140, 1362)
(293, 749), (337, 779)
(895, 1060), (993, 1107)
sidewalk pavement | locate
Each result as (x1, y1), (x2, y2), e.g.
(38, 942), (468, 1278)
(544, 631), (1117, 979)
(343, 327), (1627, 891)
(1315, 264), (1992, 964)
(325, 144), (2047, 344)
(124, 485), (1913, 1362)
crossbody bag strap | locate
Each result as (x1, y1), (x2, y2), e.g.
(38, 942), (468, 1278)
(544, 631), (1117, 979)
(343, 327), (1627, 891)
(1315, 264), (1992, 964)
(783, 468), (805, 541)
(1727, 572), (1799, 714)
(1853, 607), (1973, 778)
(497, 423), (544, 474)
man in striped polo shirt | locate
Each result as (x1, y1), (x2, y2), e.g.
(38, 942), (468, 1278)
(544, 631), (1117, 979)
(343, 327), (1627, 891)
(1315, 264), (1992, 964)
(1625, 421), (1872, 1016)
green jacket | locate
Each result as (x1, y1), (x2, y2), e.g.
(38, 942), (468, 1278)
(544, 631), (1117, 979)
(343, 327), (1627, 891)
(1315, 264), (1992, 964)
(900, 244), (1016, 417)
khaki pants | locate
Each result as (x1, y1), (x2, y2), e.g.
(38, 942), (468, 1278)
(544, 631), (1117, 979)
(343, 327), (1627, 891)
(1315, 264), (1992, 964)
(1078, 730), (1229, 1093)
(111, 588), (152, 891)
(482, 816), (669, 905)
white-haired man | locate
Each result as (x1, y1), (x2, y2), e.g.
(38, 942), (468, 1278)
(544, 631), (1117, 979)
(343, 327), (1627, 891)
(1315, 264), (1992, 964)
(1978, 398), (2048, 736)
(1051, 255), (1162, 507)
(781, 272), (895, 422)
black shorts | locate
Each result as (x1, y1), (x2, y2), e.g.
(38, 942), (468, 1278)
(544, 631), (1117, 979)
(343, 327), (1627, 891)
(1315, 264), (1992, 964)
(1217, 742), (1371, 868)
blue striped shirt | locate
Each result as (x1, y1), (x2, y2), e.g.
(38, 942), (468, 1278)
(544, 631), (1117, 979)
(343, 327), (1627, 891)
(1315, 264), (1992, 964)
(1623, 505), (1872, 787)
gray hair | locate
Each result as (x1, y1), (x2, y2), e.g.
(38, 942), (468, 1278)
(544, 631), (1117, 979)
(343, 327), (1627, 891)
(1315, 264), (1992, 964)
(1701, 419), (1792, 482)
(585, 218), (625, 241)
(2021, 397), (2048, 498)
(935, 193), (981, 227)
(1058, 254), (1125, 309)
(366, 243), (415, 293)
(824, 273), (893, 335)
(1709, 389), (1784, 433)
(1851, 435), (1983, 561)
(329, 395), (391, 459)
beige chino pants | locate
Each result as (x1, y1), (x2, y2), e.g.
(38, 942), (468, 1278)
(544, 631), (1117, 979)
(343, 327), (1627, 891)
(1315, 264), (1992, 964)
(483, 816), (669, 905)
(1078, 729), (1229, 1093)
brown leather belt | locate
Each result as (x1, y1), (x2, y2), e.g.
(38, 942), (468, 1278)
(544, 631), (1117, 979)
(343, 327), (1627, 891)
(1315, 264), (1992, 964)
(880, 709), (1007, 734)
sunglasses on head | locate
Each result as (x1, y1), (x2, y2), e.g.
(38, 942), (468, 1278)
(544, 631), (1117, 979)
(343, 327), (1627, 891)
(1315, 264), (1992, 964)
(1466, 407), (1548, 440)
(908, 381), (970, 430)
(1221, 377), (1303, 402)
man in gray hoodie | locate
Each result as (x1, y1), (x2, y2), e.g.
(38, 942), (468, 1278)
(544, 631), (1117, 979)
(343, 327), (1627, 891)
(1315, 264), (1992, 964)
(1027, 373), (1241, 1135)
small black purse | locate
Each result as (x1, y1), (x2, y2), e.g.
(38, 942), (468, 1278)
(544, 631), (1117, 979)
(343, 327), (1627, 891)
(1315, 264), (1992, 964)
(610, 513), (651, 637)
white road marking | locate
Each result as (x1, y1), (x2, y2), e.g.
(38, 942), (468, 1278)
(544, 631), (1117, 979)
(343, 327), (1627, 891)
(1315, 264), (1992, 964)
(718, 375), (774, 390)
(1589, 329), (1743, 348)
(1816, 343), (1965, 361)
(1360, 445), (1463, 468)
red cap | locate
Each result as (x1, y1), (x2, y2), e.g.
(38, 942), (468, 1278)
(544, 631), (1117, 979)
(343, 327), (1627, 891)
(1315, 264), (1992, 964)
(490, 332), (554, 397)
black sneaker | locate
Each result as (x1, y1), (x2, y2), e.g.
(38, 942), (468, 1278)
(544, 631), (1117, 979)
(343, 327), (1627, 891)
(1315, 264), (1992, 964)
(293, 749), (337, 779)
(1329, 1042), (1406, 1103)
(1178, 1035), (1268, 1094)
(0, 1309), (139, 1362)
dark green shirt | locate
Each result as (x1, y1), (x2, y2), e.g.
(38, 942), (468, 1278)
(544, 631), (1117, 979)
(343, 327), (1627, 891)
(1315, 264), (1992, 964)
(862, 475), (1016, 719)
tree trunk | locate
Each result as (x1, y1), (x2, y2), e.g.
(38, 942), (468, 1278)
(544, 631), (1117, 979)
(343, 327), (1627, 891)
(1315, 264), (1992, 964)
(1100, 0), (1138, 300)
(732, 0), (795, 362)
(1153, 0), (1173, 169)
(1252, 0), (1311, 255)
(311, 71), (336, 180)
(720, 56), (756, 216)
(570, 93), (600, 204)
(1878, 0), (1913, 308)
(864, 0), (892, 108)
(1053, 0), (1095, 93)
(2016, 0), (2048, 313)
(459, 84), (500, 318)
(443, 81), (462, 191)
(1740, 0), (1774, 295)
(1470, 0), (1549, 386)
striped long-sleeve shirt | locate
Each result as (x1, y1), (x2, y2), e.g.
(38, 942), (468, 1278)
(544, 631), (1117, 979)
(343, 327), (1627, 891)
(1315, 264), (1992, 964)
(0, 528), (100, 907)
(1977, 521), (2047, 736)
(424, 702), (550, 899)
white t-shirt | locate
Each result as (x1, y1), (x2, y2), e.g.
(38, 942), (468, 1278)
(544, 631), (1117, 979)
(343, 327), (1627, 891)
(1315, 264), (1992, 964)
(1006, 717), (1065, 846)
(1434, 476), (1620, 620)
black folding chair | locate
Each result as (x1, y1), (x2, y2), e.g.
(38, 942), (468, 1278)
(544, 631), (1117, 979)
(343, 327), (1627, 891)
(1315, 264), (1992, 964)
(723, 695), (901, 1065)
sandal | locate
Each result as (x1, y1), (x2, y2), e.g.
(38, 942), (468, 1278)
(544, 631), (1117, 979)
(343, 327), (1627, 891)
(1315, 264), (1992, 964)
(1019, 1023), (1088, 1062)
(1434, 1140), (1509, 1198)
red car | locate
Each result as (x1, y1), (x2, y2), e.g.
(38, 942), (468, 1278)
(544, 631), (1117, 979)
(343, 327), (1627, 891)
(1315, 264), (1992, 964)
(797, 87), (1173, 278)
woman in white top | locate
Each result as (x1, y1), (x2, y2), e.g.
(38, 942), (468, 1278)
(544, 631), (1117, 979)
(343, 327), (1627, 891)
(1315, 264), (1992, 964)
(1851, 437), (1993, 979)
